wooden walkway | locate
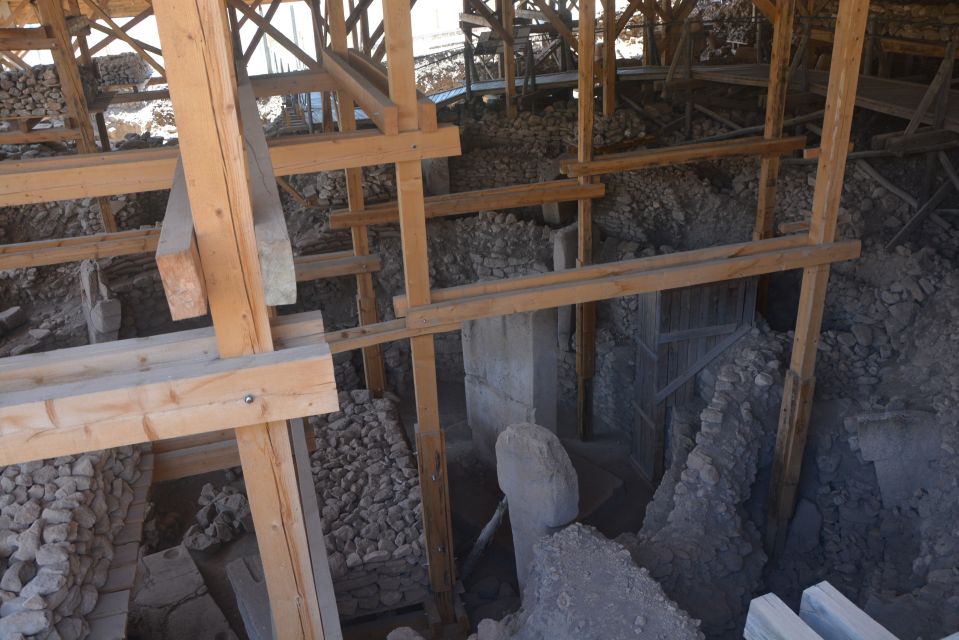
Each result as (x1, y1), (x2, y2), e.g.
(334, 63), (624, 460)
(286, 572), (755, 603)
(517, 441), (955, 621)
(429, 61), (959, 133)
(692, 64), (959, 132)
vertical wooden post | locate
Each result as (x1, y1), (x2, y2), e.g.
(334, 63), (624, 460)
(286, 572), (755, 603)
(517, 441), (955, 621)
(153, 0), (326, 636)
(576, 0), (596, 440)
(755, 0), (797, 243)
(383, 0), (458, 624)
(498, 0), (516, 117)
(602, 0), (615, 116)
(327, 0), (387, 396)
(36, 0), (116, 233)
(768, 0), (871, 553)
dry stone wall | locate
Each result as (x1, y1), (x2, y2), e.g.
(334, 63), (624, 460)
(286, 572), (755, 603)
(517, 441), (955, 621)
(312, 391), (430, 619)
(0, 447), (144, 640)
(618, 327), (787, 639)
(0, 66), (95, 121)
(94, 53), (152, 88)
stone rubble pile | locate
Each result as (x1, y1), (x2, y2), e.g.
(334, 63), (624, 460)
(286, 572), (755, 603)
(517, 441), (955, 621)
(312, 390), (430, 619)
(0, 65), (96, 120)
(390, 524), (704, 640)
(0, 447), (143, 640)
(182, 483), (252, 554)
(618, 327), (787, 638)
(94, 53), (153, 88)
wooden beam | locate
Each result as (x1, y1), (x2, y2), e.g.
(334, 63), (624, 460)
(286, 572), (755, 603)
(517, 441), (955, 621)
(903, 36), (959, 137)
(153, 0), (326, 635)
(294, 252), (381, 281)
(86, 5), (151, 56)
(576, 0), (597, 440)
(465, 0), (512, 45)
(0, 125), (462, 206)
(767, 0), (870, 553)
(229, 0), (319, 70)
(0, 228), (159, 270)
(84, 0), (164, 75)
(321, 48), (399, 135)
(156, 160), (208, 321)
(752, 0), (776, 22)
(800, 582), (897, 640)
(153, 439), (241, 482)
(392, 235), (811, 320)
(241, 0), (282, 63)
(328, 0), (387, 397)
(329, 180), (606, 228)
(755, 0), (797, 241)
(397, 240), (860, 328)
(530, 0), (577, 52)
(0, 342), (337, 465)
(346, 49), (437, 132)
(498, 0), (516, 118)
(383, 0), (458, 624)
(345, 0), (374, 33)
(560, 135), (807, 177)
(746, 593), (825, 640)
(615, 0), (643, 35)
(0, 26), (56, 49)
(237, 70), (298, 307)
(602, 0), (616, 117)
(36, 0), (116, 233)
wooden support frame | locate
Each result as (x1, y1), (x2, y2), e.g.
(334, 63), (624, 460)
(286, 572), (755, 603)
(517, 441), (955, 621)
(321, 47), (400, 135)
(497, 0), (516, 118)
(576, 0), (597, 440)
(602, 0), (616, 116)
(382, 0), (458, 624)
(328, 180), (606, 229)
(0, 125), (462, 205)
(755, 0), (798, 242)
(393, 237), (861, 324)
(466, 0), (513, 45)
(153, 0), (328, 634)
(156, 160), (208, 321)
(561, 135), (807, 177)
(327, 0), (387, 397)
(767, 0), (871, 554)
(0, 229), (160, 270)
(0, 341), (338, 465)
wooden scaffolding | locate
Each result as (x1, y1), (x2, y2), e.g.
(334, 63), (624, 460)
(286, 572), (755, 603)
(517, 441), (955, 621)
(0, 0), (876, 636)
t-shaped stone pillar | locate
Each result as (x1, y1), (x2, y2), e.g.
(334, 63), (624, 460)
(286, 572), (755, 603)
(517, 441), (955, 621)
(495, 423), (579, 593)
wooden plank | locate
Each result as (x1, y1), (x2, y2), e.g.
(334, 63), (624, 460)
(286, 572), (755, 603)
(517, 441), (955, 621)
(237, 70), (297, 306)
(383, 0), (458, 623)
(576, 0), (597, 440)
(295, 253), (381, 281)
(395, 234), (813, 317)
(602, 0), (616, 117)
(0, 126), (462, 206)
(768, 0), (870, 553)
(0, 343), (338, 465)
(152, 0), (325, 634)
(561, 135), (807, 177)
(0, 228), (159, 270)
(156, 160), (208, 321)
(153, 439), (240, 482)
(321, 48), (399, 135)
(328, 0), (387, 396)
(400, 241), (861, 328)
(530, 0), (577, 52)
(0, 27), (56, 49)
(346, 50), (437, 132)
(0, 311), (326, 393)
(499, 0), (515, 118)
(290, 418), (344, 640)
(755, 0), (797, 241)
(745, 593), (824, 640)
(465, 0), (513, 45)
(752, 0), (776, 22)
(329, 180), (606, 228)
(799, 582), (897, 640)
(0, 126), (82, 144)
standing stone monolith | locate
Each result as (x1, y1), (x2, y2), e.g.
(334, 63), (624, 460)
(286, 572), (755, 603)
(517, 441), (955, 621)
(495, 423), (578, 593)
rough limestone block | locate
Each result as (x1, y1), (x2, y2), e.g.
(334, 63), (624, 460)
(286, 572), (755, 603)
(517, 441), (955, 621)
(495, 423), (578, 592)
(226, 554), (272, 640)
(464, 311), (558, 461)
(421, 157), (450, 196)
(0, 306), (26, 334)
